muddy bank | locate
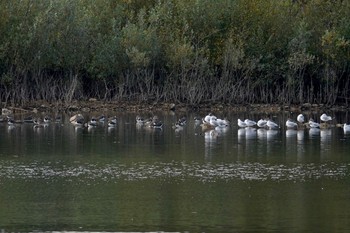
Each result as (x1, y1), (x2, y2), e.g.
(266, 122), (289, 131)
(2, 100), (350, 116)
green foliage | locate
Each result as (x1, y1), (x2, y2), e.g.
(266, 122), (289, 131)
(0, 0), (350, 104)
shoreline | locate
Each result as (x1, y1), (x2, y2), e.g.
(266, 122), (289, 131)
(2, 100), (350, 115)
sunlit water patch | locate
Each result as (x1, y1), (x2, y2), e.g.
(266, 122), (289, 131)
(0, 161), (348, 183)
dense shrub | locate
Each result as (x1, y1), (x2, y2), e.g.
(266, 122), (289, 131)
(0, 0), (349, 106)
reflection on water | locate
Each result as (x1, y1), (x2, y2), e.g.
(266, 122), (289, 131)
(297, 130), (305, 141)
(204, 130), (218, 159)
(256, 128), (279, 141)
(321, 129), (332, 141)
(286, 129), (297, 138)
(1, 111), (350, 232)
(0, 160), (348, 183)
(309, 127), (320, 137)
(239, 127), (257, 140)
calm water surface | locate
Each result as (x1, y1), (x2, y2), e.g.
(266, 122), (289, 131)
(1, 111), (350, 232)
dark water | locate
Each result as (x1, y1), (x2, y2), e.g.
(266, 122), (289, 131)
(1, 110), (350, 232)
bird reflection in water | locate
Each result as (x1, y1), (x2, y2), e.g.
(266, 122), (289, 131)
(204, 130), (219, 159)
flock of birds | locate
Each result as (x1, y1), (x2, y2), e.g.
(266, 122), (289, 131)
(1, 107), (350, 134)
(196, 112), (350, 140)
(192, 112), (350, 131)
(235, 113), (349, 131)
(68, 114), (168, 129)
(0, 111), (168, 129)
(68, 113), (118, 128)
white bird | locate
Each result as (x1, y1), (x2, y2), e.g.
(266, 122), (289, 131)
(70, 114), (84, 127)
(98, 115), (106, 122)
(70, 114), (84, 124)
(244, 119), (256, 127)
(209, 116), (219, 127)
(150, 116), (163, 128)
(344, 123), (350, 133)
(136, 115), (145, 124)
(266, 120), (279, 129)
(204, 113), (213, 124)
(285, 119), (298, 129)
(173, 121), (184, 131)
(108, 116), (117, 127)
(320, 113), (332, 122)
(216, 118), (229, 128)
(87, 117), (98, 127)
(297, 114), (305, 123)
(308, 119), (320, 128)
(257, 119), (267, 128)
(43, 116), (51, 123)
(237, 119), (247, 128)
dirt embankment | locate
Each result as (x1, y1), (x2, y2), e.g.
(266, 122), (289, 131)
(2, 100), (350, 116)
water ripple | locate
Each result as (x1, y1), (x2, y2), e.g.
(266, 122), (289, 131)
(0, 161), (348, 183)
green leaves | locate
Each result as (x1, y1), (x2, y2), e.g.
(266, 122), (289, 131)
(0, 0), (349, 104)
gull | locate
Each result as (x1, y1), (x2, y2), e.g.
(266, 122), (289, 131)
(7, 117), (15, 125)
(244, 119), (256, 127)
(173, 117), (186, 130)
(297, 114), (305, 123)
(33, 118), (43, 125)
(98, 115), (106, 122)
(320, 113), (332, 122)
(43, 116), (51, 123)
(109, 116), (117, 124)
(173, 121), (184, 130)
(204, 113), (214, 124)
(266, 120), (279, 129)
(344, 123), (350, 133)
(87, 117), (98, 127)
(257, 119), (267, 128)
(108, 116), (117, 127)
(285, 119), (298, 129)
(237, 119), (247, 128)
(150, 116), (163, 128)
(136, 115), (145, 124)
(72, 118), (84, 127)
(216, 118), (230, 128)
(308, 119), (320, 128)
(209, 116), (219, 127)
(70, 114), (84, 124)
(178, 116), (187, 126)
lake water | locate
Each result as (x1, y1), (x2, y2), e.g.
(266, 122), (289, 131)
(1, 110), (350, 233)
